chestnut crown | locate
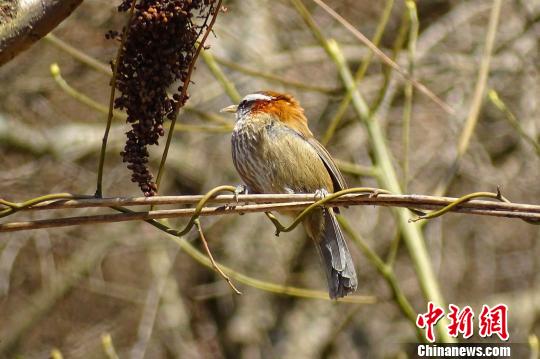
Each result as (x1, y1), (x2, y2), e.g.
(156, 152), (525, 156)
(222, 91), (312, 137)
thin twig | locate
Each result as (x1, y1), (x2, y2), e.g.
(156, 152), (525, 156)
(488, 89), (540, 156)
(369, 10), (409, 115)
(50, 349), (64, 359)
(435, 0), (503, 196)
(174, 124), (232, 133)
(130, 246), (177, 359)
(50, 63), (127, 121)
(409, 190), (509, 223)
(456, 0), (503, 158)
(0, 193), (92, 218)
(195, 219), (242, 295)
(101, 333), (120, 359)
(45, 33), (111, 76)
(213, 56), (341, 95)
(154, 0), (223, 193)
(311, 0), (455, 115)
(95, 0), (136, 198)
(529, 334), (539, 359)
(401, 1), (418, 192)
(321, 0), (395, 145)
(46, 38), (233, 128)
(333, 159), (378, 178)
(265, 188), (390, 235)
(201, 49), (242, 103)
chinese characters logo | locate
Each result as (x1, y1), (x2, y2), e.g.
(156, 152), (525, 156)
(416, 302), (509, 342)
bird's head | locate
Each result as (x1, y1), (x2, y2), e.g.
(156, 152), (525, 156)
(221, 91), (312, 137)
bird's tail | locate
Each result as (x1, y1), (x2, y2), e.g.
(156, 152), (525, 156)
(305, 208), (358, 299)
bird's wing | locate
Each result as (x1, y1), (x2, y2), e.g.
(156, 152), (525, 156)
(307, 137), (347, 192)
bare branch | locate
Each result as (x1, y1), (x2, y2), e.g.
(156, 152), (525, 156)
(310, 0), (455, 115)
(1, 190), (539, 232)
(195, 219), (242, 295)
(0, 0), (83, 66)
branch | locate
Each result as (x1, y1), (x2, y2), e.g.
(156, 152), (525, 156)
(434, 0), (503, 196)
(1, 189), (539, 232)
(0, 0), (83, 66)
(96, 0), (137, 197)
(488, 89), (540, 156)
(211, 55), (341, 95)
(321, 0), (396, 145)
(456, 0), (503, 158)
(311, 0), (455, 115)
(195, 219), (242, 294)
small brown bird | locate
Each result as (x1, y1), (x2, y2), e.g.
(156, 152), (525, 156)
(222, 91), (358, 299)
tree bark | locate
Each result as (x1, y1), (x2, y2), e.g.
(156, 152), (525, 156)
(0, 0), (83, 66)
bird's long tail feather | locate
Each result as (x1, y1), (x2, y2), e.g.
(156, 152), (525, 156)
(307, 209), (358, 299)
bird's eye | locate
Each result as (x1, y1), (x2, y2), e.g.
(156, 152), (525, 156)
(239, 100), (247, 108)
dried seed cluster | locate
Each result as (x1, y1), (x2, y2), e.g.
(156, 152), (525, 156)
(111, 0), (216, 196)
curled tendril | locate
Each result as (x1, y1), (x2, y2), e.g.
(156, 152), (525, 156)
(409, 187), (511, 223)
(264, 187), (391, 236)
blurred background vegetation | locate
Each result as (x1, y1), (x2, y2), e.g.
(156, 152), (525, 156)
(1, 0), (539, 357)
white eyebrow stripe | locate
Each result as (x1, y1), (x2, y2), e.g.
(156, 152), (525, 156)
(242, 93), (274, 102)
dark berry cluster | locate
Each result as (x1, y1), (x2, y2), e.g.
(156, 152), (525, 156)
(111, 0), (217, 196)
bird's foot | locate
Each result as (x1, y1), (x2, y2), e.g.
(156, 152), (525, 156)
(224, 184), (250, 213)
(314, 188), (330, 201)
(234, 184), (249, 202)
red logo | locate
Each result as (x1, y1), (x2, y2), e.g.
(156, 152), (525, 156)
(416, 302), (445, 342)
(447, 304), (474, 339)
(416, 302), (509, 342)
(479, 304), (509, 341)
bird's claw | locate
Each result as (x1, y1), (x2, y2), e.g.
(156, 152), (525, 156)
(314, 188), (329, 201)
(234, 184), (248, 202)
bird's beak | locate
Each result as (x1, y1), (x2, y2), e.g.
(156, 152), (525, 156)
(220, 104), (238, 113)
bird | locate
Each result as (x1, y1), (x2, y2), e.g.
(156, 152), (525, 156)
(221, 90), (358, 299)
